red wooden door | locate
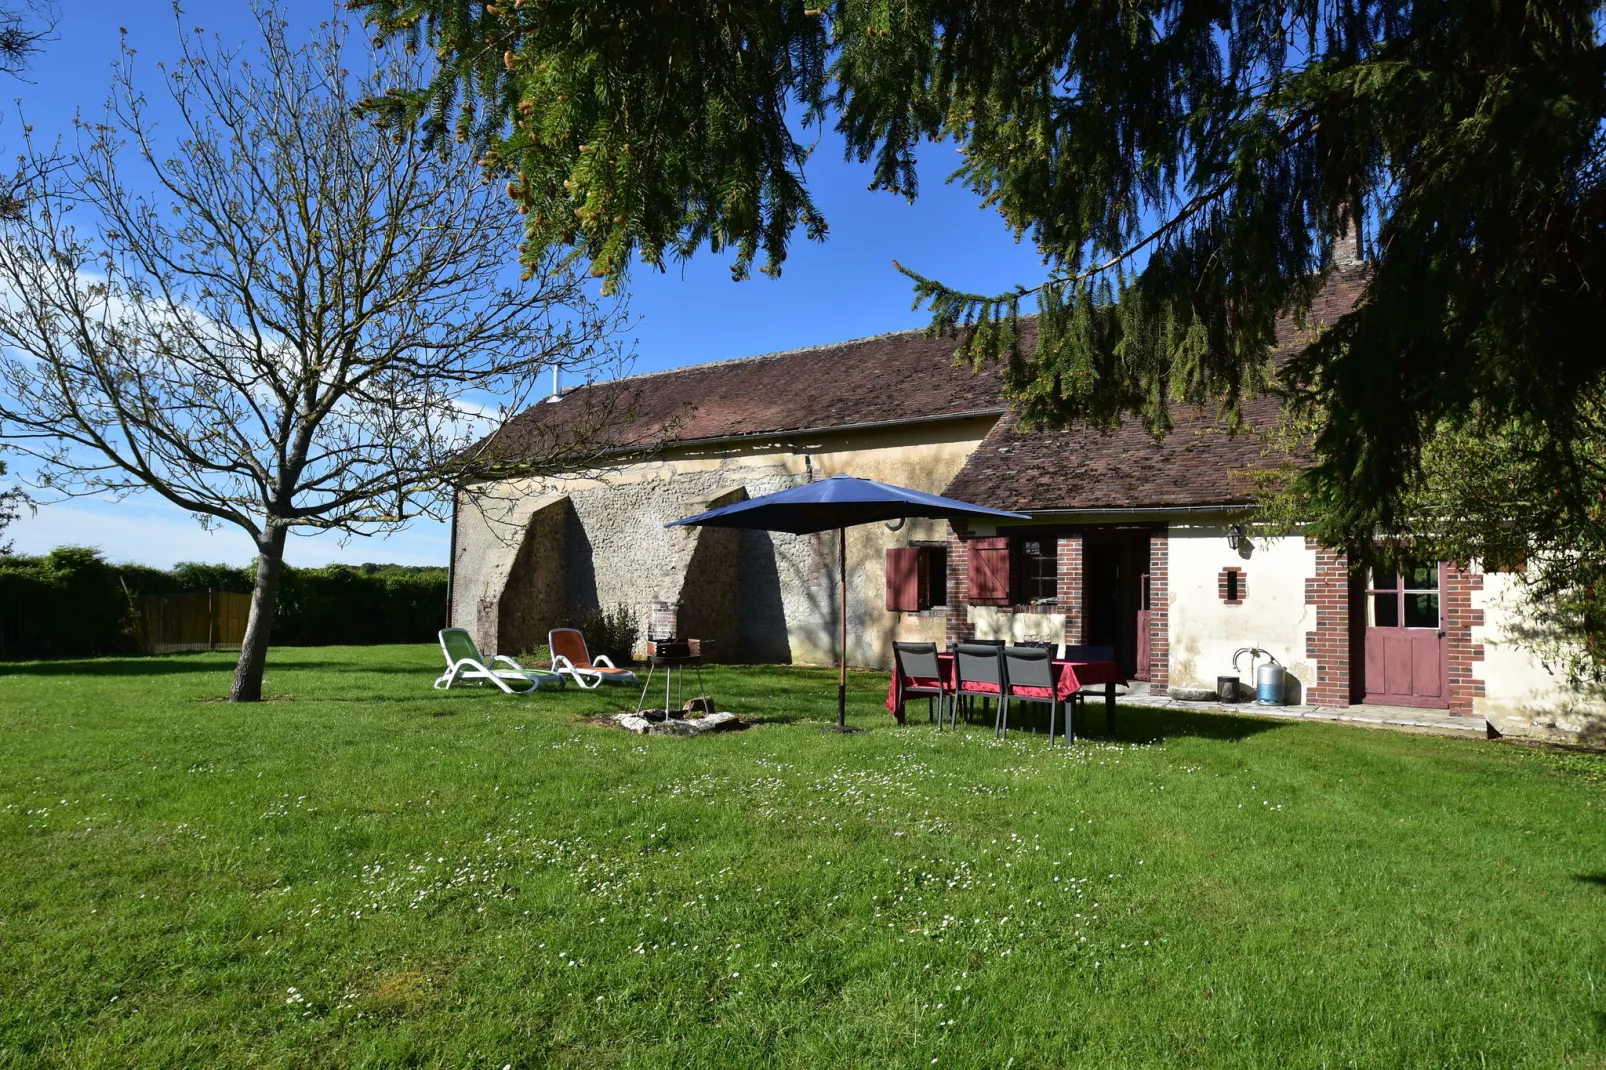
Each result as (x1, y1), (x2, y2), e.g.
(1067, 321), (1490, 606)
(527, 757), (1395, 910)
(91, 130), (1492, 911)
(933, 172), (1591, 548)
(1133, 572), (1151, 682)
(1361, 561), (1448, 708)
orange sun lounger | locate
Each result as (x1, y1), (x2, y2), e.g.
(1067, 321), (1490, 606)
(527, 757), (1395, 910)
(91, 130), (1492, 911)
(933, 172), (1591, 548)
(548, 628), (640, 690)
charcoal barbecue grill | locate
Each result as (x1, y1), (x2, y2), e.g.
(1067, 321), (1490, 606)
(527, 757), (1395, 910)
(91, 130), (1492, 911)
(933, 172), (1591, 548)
(635, 638), (712, 718)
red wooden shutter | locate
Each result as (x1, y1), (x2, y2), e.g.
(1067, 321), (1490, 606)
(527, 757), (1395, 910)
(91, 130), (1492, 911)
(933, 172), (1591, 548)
(885, 547), (921, 611)
(967, 537), (1013, 606)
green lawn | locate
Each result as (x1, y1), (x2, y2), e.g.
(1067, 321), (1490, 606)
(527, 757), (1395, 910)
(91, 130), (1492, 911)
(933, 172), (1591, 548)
(0, 645), (1602, 1068)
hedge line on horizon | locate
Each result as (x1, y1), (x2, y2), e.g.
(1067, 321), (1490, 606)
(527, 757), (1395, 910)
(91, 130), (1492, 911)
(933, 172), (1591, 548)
(0, 547), (448, 659)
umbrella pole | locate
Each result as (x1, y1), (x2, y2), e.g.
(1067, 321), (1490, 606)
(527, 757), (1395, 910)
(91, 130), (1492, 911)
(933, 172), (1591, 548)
(838, 526), (847, 729)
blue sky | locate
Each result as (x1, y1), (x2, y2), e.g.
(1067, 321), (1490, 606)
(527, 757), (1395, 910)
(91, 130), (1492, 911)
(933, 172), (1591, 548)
(3, 1), (1045, 568)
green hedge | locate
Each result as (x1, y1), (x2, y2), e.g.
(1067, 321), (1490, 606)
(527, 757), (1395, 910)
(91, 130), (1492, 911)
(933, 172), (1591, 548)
(0, 547), (447, 659)
(0, 547), (133, 659)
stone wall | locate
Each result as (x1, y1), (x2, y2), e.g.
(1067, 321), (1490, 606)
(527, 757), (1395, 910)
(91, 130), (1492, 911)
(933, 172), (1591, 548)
(451, 416), (993, 668)
(967, 606), (1067, 643)
(541, 464), (785, 664)
(676, 488), (748, 662)
(451, 489), (569, 655)
(496, 497), (571, 654)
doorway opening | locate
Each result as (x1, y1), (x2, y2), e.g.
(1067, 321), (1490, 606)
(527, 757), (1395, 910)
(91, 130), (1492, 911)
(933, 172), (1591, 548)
(1354, 560), (1449, 708)
(1082, 529), (1152, 679)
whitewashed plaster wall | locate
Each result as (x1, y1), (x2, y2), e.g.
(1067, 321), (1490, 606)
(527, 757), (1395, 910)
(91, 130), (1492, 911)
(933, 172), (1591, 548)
(1475, 570), (1606, 743)
(967, 607), (1067, 645)
(793, 425), (985, 666)
(1167, 526), (1316, 701)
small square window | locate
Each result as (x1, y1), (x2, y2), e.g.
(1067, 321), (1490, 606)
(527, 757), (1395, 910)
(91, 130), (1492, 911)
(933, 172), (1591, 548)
(1218, 567), (1247, 604)
(1018, 538), (1057, 603)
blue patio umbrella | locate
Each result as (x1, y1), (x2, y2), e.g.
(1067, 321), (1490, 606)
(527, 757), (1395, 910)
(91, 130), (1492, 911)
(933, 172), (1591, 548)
(668, 475), (1030, 728)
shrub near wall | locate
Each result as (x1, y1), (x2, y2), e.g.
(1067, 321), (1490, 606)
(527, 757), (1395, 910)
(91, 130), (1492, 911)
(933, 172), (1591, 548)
(0, 549), (448, 659)
(561, 604), (642, 665)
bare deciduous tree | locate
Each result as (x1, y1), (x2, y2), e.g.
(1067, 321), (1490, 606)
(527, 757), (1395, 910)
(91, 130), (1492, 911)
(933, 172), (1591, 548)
(0, 6), (632, 700)
(0, 3), (55, 220)
(0, 459), (19, 553)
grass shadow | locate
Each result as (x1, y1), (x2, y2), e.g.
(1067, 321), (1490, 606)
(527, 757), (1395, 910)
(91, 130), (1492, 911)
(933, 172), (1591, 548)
(1, 654), (445, 679)
(274, 664), (443, 676)
(932, 700), (1287, 744)
(1573, 874), (1606, 889)
(0, 659), (1287, 744)
(1115, 703), (1290, 743)
(0, 655), (235, 677)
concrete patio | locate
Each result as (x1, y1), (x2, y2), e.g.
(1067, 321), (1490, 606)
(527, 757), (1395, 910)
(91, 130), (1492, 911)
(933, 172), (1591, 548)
(1116, 683), (1495, 739)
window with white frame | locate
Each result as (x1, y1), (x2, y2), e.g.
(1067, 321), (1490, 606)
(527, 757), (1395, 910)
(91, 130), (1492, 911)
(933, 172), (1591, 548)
(1018, 538), (1058, 604)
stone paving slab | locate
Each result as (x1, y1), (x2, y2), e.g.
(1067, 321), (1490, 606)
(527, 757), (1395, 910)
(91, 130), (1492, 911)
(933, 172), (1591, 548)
(1114, 692), (1493, 739)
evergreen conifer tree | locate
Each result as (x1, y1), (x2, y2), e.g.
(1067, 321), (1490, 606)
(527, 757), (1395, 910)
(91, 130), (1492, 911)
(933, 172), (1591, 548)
(358, 0), (1606, 655)
(356, 0), (1605, 540)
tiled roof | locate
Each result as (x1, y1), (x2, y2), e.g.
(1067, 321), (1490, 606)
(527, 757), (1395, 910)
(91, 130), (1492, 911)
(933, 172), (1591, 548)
(940, 395), (1289, 512)
(475, 327), (1009, 462)
(941, 267), (1368, 513)
(478, 264), (1366, 516)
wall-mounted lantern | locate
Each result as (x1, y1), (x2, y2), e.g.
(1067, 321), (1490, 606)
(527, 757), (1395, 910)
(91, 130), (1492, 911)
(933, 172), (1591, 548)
(1226, 523), (1245, 551)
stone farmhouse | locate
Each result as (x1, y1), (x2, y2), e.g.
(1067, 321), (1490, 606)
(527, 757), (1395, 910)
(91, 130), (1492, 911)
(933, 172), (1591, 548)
(450, 262), (1595, 741)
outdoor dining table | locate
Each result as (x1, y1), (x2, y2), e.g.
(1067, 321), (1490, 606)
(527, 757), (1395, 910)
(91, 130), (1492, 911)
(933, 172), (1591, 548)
(885, 652), (1128, 740)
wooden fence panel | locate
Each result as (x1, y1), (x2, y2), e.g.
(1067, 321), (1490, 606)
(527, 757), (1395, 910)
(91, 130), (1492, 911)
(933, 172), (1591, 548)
(141, 590), (251, 652)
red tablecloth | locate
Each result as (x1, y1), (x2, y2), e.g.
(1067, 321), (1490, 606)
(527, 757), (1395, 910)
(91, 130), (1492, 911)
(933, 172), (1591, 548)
(886, 653), (1126, 720)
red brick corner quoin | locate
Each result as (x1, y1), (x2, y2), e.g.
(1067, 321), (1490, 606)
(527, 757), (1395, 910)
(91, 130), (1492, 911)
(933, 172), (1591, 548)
(944, 529), (973, 651)
(1443, 565), (1485, 715)
(1303, 540), (1351, 707)
(1147, 529), (1169, 694)
(1059, 534), (1084, 646)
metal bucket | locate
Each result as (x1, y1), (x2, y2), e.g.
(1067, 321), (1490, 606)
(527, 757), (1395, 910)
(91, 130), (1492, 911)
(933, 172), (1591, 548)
(1256, 662), (1286, 705)
(1216, 675), (1242, 703)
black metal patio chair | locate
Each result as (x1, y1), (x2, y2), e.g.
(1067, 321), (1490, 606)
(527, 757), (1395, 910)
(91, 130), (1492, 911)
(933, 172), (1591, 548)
(953, 642), (1006, 733)
(893, 641), (951, 730)
(1002, 645), (1065, 743)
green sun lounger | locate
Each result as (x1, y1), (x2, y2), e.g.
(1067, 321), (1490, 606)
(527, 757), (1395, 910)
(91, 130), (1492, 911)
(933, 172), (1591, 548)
(434, 628), (564, 693)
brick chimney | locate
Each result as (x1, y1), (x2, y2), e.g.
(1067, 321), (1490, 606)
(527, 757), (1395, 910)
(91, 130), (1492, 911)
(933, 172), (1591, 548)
(1332, 211), (1365, 269)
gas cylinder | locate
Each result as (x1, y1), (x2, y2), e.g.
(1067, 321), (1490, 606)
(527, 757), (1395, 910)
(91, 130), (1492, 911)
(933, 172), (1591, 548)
(1232, 647), (1287, 707)
(1255, 661), (1286, 705)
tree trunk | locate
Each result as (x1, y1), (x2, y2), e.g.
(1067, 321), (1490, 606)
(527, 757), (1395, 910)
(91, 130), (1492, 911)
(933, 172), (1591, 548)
(230, 524), (288, 702)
